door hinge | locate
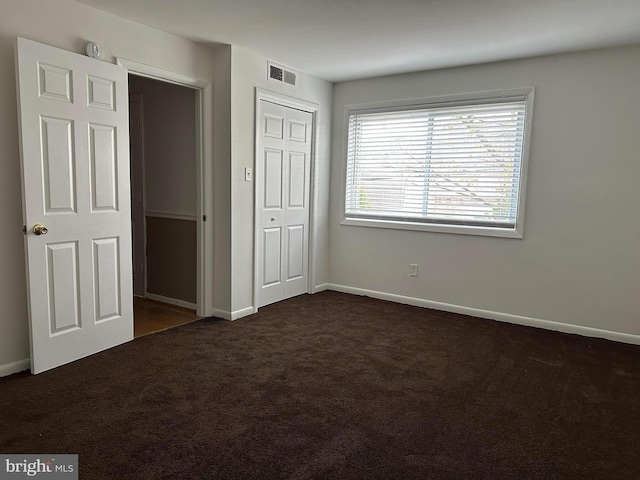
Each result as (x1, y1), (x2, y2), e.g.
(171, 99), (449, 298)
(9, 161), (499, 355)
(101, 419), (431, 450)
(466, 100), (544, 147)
(203, 215), (207, 222)
(22, 225), (27, 234)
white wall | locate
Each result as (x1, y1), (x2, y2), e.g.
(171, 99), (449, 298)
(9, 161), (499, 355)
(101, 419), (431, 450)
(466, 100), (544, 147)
(229, 47), (333, 315)
(0, 0), (216, 373)
(329, 45), (640, 339)
(211, 45), (233, 314)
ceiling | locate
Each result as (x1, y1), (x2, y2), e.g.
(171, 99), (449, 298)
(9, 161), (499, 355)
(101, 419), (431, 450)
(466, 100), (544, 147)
(78, 0), (640, 82)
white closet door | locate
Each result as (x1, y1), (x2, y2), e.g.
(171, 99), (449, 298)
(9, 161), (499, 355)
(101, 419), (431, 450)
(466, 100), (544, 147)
(256, 100), (312, 307)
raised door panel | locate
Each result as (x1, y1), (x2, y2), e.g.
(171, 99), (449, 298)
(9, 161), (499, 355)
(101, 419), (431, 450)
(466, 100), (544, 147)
(288, 120), (307, 143)
(93, 237), (121, 322)
(286, 225), (304, 281)
(288, 151), (306, 209)
(262, 228), (282, 287)
(264, 113), (284, 139)
(38, 63), (73, 103)
(89, 123), (118, 211)
(87, 75), (116, 111)
(46, 242), (80, 334)
(263, 149), (283, 210)
(40, 116), (76, 214)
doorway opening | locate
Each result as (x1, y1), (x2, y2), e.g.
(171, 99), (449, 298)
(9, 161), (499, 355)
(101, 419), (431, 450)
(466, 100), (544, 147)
(127, 74), (202, 337)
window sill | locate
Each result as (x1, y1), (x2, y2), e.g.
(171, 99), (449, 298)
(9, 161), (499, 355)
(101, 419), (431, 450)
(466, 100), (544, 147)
(341, 216), (523, 239)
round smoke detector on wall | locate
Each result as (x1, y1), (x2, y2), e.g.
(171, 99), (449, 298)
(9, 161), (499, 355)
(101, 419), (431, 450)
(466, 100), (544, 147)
(84, 41), (103, 60)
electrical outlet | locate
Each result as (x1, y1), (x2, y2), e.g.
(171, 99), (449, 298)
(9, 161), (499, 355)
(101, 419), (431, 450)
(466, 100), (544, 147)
(409, 264), (418, 277)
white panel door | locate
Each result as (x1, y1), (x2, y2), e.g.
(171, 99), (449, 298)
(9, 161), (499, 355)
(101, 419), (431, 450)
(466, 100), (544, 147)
(257, 100), (312, 307)
(16, 37), (133, 374)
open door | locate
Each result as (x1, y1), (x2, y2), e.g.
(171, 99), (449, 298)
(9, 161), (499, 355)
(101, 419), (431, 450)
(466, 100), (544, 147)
(16, 37), (133, 374)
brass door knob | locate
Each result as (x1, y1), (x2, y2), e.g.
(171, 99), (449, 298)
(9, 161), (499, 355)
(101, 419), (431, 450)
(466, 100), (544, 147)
(33, 224), (48, 235)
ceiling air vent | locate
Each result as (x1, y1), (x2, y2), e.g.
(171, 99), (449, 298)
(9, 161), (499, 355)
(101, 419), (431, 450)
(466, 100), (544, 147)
(269, 63), (296, 86)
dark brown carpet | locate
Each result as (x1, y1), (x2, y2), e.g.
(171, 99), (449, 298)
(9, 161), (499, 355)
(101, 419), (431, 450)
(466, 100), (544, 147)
(1, 291), (639, 479)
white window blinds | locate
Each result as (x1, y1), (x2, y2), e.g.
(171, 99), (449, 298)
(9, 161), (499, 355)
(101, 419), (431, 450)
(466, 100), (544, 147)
(345, 98), (528, 229)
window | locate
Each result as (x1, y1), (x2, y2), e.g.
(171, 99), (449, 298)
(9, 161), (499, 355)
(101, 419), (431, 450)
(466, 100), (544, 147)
(342, 90), (533, 238)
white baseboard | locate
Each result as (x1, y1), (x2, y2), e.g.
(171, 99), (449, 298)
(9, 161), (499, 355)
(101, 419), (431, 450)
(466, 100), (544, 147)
(211, 308), (231, 320)
(211, 306), (255, 321)
(327, 284), (640, 345)
(312, 283), (329, 293)
(146, 293), (197, 310)
(224, 286), (327, 320)
(0, 358), (30, 377)
(231, 306), (255, 320)
(144, 210), (198, 222)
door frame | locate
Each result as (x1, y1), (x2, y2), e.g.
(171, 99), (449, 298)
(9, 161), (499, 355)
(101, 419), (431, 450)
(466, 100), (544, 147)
(253, 88), (319, 312)
(117, 58), (213, 318)
(128, 93), (147, 298)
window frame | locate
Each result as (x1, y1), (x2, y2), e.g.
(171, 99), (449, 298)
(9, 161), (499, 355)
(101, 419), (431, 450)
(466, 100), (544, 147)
(340, 88), (535, 238)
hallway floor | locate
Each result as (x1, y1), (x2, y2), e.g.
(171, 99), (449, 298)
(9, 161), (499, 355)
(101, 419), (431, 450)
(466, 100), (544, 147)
(133, 296), (199, 338)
